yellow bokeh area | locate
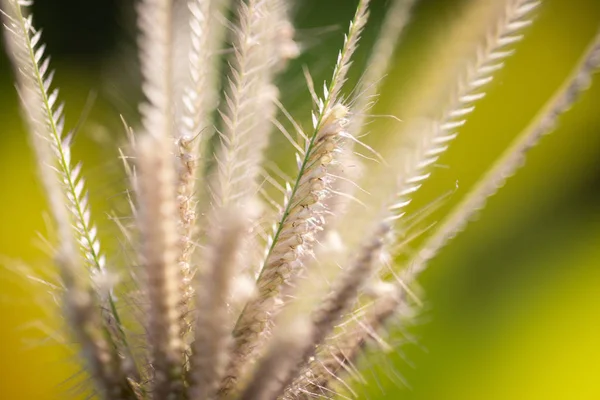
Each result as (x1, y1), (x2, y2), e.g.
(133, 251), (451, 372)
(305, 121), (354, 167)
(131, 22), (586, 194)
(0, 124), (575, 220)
(1, 0), (600, 399)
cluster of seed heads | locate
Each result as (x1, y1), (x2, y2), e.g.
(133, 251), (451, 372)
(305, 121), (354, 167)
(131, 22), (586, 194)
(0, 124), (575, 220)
(1, 0), (600, 399)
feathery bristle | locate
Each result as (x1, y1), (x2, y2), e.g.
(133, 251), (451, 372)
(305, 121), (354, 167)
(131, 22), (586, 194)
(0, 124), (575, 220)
(1, 1), (137, 398)
(349, 0), (417, 135)
(407, 27), (600, 277)
(275, 221), (392, 400)
(327, 0), (371, 105)
(327, 0), (417, 226)
(175, 0), (213, 357)
(135, 134), (183, 399)
(223, 103), (352, 393)
(287, 288), (401, 399)
(387, 0), (540, 223)
(210, 0), (297, 211)
(136, 0), (174, 143)
(239, 317), (313, 400)
(188, 206), (246, 400)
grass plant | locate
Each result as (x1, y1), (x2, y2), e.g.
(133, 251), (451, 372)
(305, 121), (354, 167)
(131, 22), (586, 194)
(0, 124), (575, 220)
(1, 0), (599, 399)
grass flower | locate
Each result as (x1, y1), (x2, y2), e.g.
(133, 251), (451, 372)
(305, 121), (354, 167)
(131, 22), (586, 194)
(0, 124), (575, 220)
(1, 0), (599, 399)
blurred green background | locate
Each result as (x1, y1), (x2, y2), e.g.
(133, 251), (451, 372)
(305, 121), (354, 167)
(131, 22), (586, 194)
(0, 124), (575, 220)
(1, 0), (599, 399)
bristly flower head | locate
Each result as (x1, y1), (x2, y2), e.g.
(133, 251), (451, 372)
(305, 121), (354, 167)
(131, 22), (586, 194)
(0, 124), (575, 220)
(1, 0), (600, 399)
